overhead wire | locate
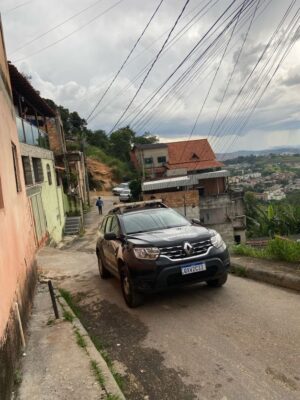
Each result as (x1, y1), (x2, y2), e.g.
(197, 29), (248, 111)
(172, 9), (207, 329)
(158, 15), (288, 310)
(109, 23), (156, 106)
(126, 0), (253, 132)
(87, 0), (221, 124)
(175, 0), (251, 166)
(87, 0), (219, 124)
(13, 0), (125, 63)
(10, 0), (106, 56)
(108, 0), (192, 134)
(132, 0), (271, 135)
(210, 0), (297, 155)
(86, 0), (165, 122)
(3, 0), (35, 15)
(217, 9), (300, 157)
(117, 0), (241, 132)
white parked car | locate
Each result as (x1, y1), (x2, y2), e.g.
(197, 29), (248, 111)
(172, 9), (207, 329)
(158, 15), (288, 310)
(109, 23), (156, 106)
(112, 182), (130, 196)
(119, 189), (132, 202)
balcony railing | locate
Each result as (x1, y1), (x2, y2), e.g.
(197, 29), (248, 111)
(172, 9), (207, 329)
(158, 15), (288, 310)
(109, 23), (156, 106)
(16, 116), (49, 149)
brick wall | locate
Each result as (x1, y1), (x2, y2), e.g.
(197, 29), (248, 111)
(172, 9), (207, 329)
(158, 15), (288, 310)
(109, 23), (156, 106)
(198, 177), (226, 196)
(144, 189), (198, 207)
(45, 117), (66, 155)
(143, 190), (200, 220)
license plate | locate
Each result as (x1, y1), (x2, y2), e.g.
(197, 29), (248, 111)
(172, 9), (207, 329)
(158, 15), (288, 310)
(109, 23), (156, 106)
(181, 263), (206, 275)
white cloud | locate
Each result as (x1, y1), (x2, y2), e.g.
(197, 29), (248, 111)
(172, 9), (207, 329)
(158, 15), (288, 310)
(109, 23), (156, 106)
(1, 0), (300, 152)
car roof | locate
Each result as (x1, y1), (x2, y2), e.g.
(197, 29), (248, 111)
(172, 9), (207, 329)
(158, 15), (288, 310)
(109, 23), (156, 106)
(109, 199), (167, 215)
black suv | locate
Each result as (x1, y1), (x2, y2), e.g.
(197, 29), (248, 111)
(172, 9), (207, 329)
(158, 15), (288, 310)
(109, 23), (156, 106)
(96, 200), (230, 307)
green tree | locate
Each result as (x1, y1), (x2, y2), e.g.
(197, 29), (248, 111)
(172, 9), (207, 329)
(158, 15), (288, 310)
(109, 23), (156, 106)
(129, 179), (142, 201)
(86, 129), (109, 151)
(109, 126), (135, 162)
(133, 132), (159, 145)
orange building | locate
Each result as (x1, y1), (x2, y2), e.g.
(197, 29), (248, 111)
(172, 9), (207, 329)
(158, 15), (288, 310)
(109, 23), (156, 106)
(0, 19), (37, 399)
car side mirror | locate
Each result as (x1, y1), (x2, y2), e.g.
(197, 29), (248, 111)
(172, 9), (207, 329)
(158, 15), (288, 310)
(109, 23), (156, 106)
(104, 232), (117, 240)
(191, 218), (201, 225)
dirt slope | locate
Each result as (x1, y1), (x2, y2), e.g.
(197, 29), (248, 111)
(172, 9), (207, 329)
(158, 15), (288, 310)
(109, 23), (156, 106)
(87, 157), (116, 191)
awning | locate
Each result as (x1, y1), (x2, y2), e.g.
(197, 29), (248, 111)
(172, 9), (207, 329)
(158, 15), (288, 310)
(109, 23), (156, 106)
(142, 176), (191, 192)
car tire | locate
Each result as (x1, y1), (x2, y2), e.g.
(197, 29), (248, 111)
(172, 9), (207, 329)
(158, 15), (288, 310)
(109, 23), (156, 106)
(120, 266), (144, 308)
(97, 252), (110, 279)
(206, 271), (228, 287)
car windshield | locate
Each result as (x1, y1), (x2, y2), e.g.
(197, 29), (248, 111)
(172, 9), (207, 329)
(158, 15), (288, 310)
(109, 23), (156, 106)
(120, 183), (129, 188)
(122, 208), (190, 234)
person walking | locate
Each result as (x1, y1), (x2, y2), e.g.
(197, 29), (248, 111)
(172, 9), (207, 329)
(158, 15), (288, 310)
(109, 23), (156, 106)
(96, 197), (103, 215)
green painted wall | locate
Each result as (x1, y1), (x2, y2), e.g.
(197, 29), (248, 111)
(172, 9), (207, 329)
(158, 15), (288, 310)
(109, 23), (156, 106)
(40, 159), (65, 244)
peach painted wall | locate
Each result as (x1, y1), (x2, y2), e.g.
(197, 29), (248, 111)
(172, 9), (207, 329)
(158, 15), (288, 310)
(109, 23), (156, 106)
(0, 26), (36, 341)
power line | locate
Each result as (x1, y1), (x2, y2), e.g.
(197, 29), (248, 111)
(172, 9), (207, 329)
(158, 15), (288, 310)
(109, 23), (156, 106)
(211, 0), (297, 155)
(3, 0), (35, 15)
(86, 0), (165, 122)
(13, 0), (125, 63)
(218, 9), (299, 157)
(121, 0), (240, 133)
(108, 0), (191, 134)
(87, 0), (220, 124)
(10, 0), (105, 56)
(208, 0), (260, 143)
(176, 0), (251, 167)
(132, 0), (267, 134)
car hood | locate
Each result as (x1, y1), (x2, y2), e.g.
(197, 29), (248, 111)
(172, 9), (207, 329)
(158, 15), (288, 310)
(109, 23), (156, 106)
(127, 225), (212, 247)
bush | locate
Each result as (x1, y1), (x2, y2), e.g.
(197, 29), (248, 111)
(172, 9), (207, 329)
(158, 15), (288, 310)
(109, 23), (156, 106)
(232, 237), (300, 263)
(267, 237), (300, 263)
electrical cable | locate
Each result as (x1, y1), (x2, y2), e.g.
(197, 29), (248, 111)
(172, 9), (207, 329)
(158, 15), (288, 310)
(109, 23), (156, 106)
(87, 0), (219, 124)
(132, 0), (270, 135)
(86, 0), (165, 122)
(10, 0), (105, 56)
(108, 0), (192, 134)
(176, 0), (251, 167)
(13, 0), (125, 63)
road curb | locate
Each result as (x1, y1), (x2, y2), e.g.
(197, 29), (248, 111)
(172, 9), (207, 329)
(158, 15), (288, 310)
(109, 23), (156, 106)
(57, 295), (126, 400)
(230, 262), (300, 292)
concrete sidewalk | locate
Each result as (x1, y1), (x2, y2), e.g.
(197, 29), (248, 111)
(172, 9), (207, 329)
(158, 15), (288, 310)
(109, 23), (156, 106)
(16, 283), (106, 400)
(16, 195), (124, 400)
(231, 255), (300, 292)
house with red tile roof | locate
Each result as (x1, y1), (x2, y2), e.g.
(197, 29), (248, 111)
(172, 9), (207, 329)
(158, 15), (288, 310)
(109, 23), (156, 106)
(131, 139), (246, 244)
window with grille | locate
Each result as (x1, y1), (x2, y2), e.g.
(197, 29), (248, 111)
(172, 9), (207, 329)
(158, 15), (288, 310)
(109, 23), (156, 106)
(46, 164), (52, 185)
(32, 158), (44, 183)
(157, 156), (166, 163)
(144, 157), (153, 165)
(12, 142), (22, 192)
(22, 156), (33, 185)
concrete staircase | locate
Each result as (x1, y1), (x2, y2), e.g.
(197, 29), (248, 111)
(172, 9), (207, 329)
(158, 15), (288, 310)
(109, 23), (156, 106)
(64, 216), (81, 236)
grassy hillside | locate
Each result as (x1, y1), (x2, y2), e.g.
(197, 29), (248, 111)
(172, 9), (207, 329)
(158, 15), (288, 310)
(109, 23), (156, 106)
(86, 145), (132, 182)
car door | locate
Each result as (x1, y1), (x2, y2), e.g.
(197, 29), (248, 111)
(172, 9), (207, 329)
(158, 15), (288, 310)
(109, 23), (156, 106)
(102, 215), (120, 275)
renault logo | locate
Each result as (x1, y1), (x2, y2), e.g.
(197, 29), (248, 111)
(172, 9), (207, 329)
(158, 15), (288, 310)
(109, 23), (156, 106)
(183, 242), (193, 255)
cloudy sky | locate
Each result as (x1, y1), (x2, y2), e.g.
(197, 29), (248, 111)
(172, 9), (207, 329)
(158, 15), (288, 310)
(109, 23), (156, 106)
(1, 0), (299, 152)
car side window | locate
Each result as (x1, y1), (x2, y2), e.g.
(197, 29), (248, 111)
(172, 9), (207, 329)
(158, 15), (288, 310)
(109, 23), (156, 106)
(110, 216), (120, 236)
(100, 218), (107, 233)
(105, 217), (113, 234)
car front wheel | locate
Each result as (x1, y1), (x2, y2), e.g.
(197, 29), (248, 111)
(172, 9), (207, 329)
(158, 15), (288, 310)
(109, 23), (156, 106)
(206, 271), (228, 287)
(120, 267), (144, 308)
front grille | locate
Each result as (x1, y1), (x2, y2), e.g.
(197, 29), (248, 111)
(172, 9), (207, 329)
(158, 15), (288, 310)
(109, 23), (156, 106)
(159, 239), (212, 260)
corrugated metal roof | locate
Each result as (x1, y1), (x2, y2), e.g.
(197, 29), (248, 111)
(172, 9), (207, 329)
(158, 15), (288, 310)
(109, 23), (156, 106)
(142, 170), (229, 191)
(142, 176), (190, 191)
(189, 169), (229, 184)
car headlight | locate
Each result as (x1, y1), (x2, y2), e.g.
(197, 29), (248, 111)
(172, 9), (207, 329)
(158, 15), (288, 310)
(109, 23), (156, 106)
(133, 247), (160, 260)
(211, 232), (225, 249)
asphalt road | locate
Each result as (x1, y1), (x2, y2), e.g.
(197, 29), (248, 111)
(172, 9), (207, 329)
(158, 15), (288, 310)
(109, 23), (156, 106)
(39, 196), (300, 400)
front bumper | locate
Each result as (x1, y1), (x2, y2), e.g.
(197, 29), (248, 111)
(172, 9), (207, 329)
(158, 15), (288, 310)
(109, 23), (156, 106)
(128, 247), (230, 293)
